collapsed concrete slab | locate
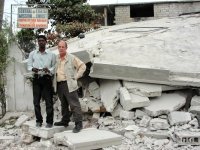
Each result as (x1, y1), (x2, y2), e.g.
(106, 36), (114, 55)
(123, 81), (184, 97)
(79, 97), (103, 113)
(141, 130), (170, 139)
(111, 104), (123, 117)
(15, 114), (30, 127)
(189, 106), (200, 114)
(191, 96), (200, 106)
(123, 81), (162, 97)
(135, 109), (148, 119)
(90, 59), (200, 87)
(88, 81), (101, 99)
(22, 120), (72, 139)
(139, 116), (151, 127)
(119, 87), (150, 110)
(120, 110), (135, 120)
(143, 93), (186, 117)
(53, 128), (122, 150)
(168, 111), (191, 125)
(99, 79), (121, 112)
(149, 118), (170, 130)
(88, 15), (200, 87)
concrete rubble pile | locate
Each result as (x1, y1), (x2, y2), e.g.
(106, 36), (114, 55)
(1, 14), (200, 149)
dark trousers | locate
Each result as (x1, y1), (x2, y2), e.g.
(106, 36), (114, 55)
(57, 81), (82, 123)
(32, 75), (53, 124)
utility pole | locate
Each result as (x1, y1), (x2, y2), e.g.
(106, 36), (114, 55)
(0, 0), (5, 30)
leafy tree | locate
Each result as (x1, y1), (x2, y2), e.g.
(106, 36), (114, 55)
(16, 29), (36, 58)
(19, 0), (101, 49)
(26, 0), (101, 25)
(48, 0), (99, 25)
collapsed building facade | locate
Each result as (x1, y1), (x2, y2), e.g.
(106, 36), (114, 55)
(2, 13), (200, 149)
(87, 0), (200, 25)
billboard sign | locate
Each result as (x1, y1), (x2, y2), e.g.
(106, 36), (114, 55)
(17, 7), (48, 28)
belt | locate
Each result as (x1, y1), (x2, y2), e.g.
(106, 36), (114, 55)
(57, 81), (67, 84)
(34, 74), (52, 78)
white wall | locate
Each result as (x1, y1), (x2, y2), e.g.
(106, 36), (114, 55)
(6, 43), (33, 112)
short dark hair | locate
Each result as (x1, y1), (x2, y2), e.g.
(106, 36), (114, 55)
(37, 35), (47, 41)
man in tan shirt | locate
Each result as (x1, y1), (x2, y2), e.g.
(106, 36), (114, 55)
(54, 40), (86, 133)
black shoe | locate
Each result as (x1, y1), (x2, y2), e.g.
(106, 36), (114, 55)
(45, 123), (53, 128)
(54, 121), (69, 127)
(73, 122), (83, 133)
(36, 122), (42, 127)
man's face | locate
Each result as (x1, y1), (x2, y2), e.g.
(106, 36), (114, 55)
(38, 38), (46, 49)
(58, 41), (67, 56)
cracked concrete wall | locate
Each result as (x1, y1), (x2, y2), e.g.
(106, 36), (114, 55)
(6, 43), (33, 112)
(114, 2), (200, 25)
(154, 2), (200, 17)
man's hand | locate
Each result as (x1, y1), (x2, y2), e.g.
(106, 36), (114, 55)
(43, 67), (50, 73)
(32, 68), (39, 73)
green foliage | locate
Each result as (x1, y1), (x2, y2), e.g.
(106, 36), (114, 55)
(0, 31), (8, 72)
(48, 0), (100, 25)
(16, 29), (36, 57)
(56, 21), (91, 38)
(26, 0), (101, 25)
(24, 0), (102, 44)
(0, 24), (9, 118)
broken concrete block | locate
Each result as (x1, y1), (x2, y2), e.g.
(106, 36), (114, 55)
(124, 131), (135, 139)
(111, 104), (123, 118)
(54, 128), (122, 150)
(120, 87), (150, 110)
(135, 109), (148, 119)
(79, 98), (89, 113)
(189, 118), (199, 129)
(99, 79), (121, 112)
(0, 136), (15, 140)
(161, 85), (184, 92)
(143, 93), (186, 117)
(92, 113), (100, 120)
(98, 117), (115, 126)
(87, 98), (103, 112)
(189, 106), (200, 114)
(139, 116), (151, 127)
(120, 110), (135, 120)
(37, 140), (53, 149)
(23, 120), (72, 139)
(88, 81), (101, 99)
(130, 93), (150, 108)
(149, 118), (170, 130)
(153, 139), (169, 147)
(119, 87), (132, 110)
(121, 120), (135, 127)
(15, 114), (29, 127)
(191, 96), (200, 106)
(0, 136), (15, 145)
(159, 115), (168, 119)
(174, 131), (200, 145)
(123, 81), (162, 97)
(168, 111), (191, 125)
(125, 125), (141, 135)
(79, 97), (103, 113)
(89, 59), (172, 86)
(141, 130), (170, 139)
(21, 133), (34, 144)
